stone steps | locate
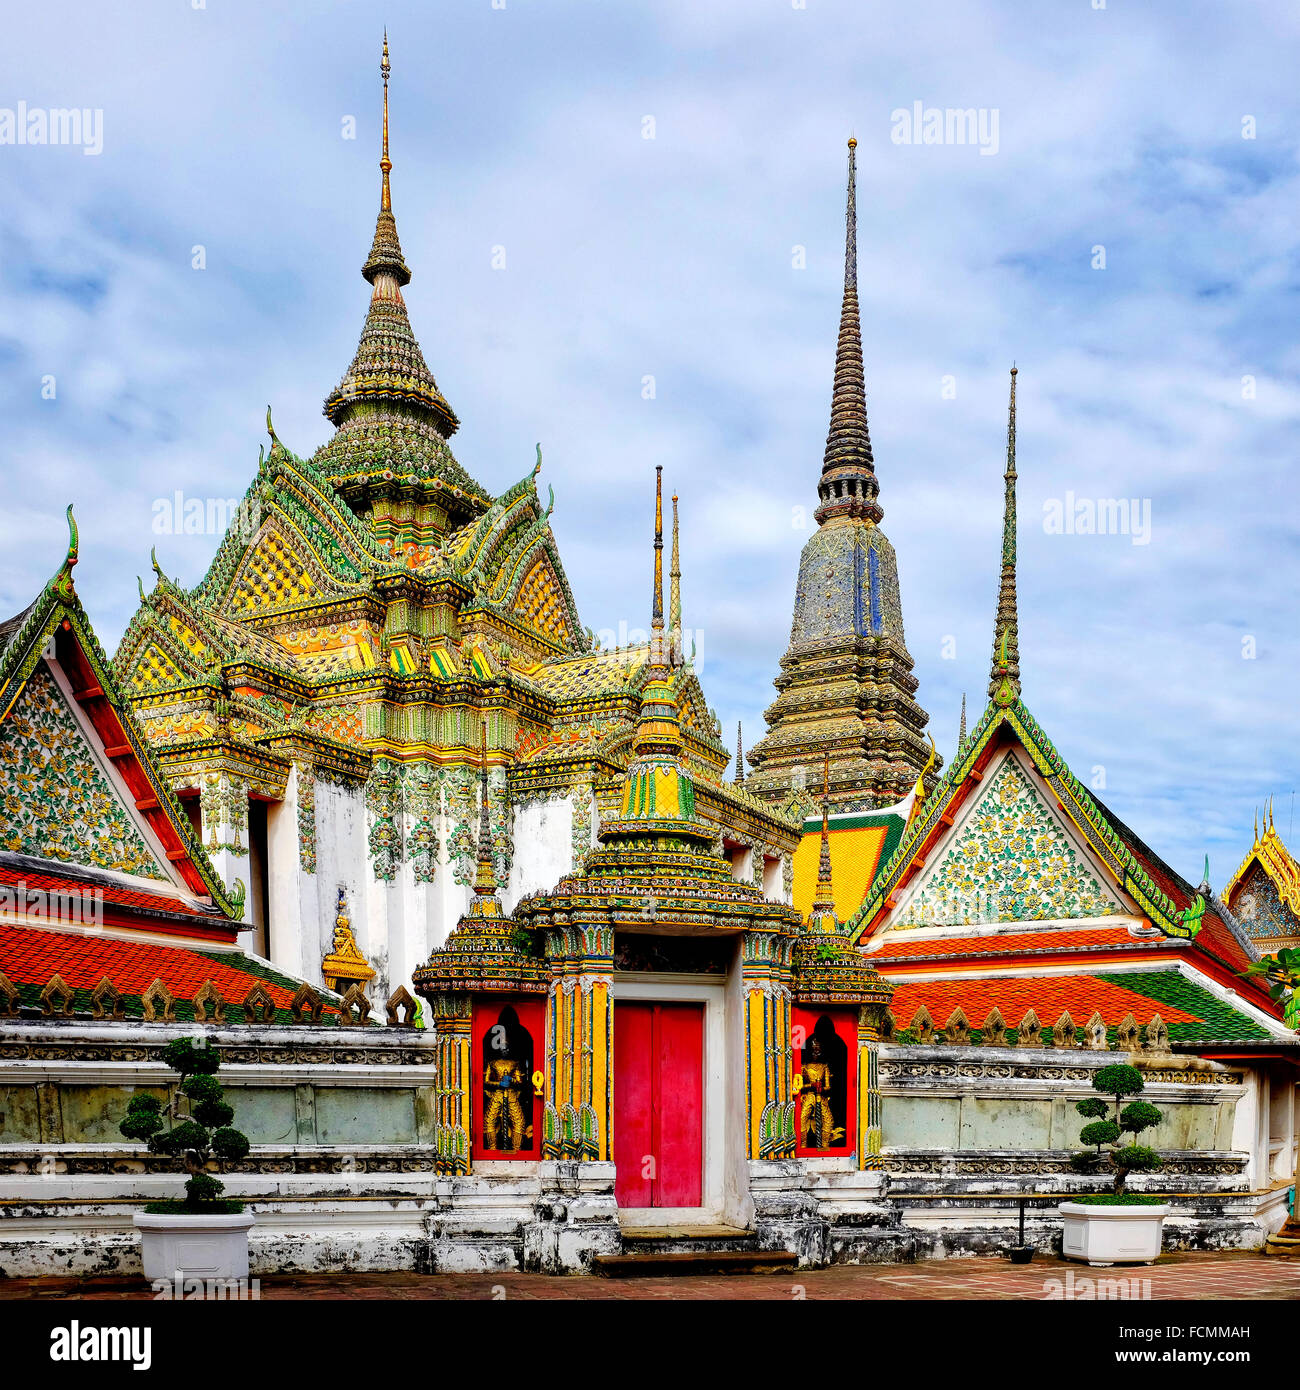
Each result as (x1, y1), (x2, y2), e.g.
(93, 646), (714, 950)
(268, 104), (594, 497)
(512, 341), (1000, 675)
(593, 1248), (800, 1277)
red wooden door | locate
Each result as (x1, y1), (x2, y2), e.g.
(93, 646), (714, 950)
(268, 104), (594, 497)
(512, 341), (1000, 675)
(614, 1001), (703, 1208)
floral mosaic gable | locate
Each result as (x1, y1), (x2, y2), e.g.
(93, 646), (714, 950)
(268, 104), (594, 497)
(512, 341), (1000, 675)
(0, 665), (166, 880)
(1231, 860), (1299, 942)
(893, 754), (1121, 928)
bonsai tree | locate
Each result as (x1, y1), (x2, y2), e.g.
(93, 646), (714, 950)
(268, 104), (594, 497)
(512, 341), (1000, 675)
(119, 1037), (251, 1211)
(1069, 1062), (1163, 1199)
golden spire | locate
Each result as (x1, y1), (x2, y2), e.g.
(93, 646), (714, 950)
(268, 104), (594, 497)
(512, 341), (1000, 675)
(362, 31), (410, 288)
(472, 719), (498, 902)
(989, 366), (1020, 705)
(669, 492), (682, 665)
(380, 29), (392, 212)
(811, 752), (836, 918)
(650, 467), (665, 666)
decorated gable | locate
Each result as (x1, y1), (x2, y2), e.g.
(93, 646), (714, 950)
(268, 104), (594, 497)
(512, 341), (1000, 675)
(0, 664), (168, 880)
(890, 751), (1122, 929)
(226, 522), (336, 615)
(1230, 859), (1300, 943)
(512, 553), (572, 645)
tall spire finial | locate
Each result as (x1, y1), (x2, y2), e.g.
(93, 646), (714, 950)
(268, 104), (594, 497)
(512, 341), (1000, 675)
(472, 719), (497, 898)
(650, 467), (665, 666)
(380, 29), (392, 209)
(989, 366), (1021, 706)
(811, 751), (835, 915)
(735, 721), (745, 785)
(958, 692), (967, 750)
(815, 137), (881, 527)
(361, 32), (411, 289)
(669, 492), (682, 666)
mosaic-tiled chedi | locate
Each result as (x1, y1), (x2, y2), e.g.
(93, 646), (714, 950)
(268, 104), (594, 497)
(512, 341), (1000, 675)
(747, 140), (938, 814)
(110, 42), (800, 1003)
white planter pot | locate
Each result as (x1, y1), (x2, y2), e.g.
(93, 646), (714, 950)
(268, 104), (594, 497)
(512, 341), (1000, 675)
(133, 1210), (255, 1282)
(1059, 1202), (1168, 1266)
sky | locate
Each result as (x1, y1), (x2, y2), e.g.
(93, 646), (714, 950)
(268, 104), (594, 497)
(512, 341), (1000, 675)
(1, 0), (1298, 887)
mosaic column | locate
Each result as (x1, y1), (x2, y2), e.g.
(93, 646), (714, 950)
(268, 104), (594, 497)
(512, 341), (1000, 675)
(742, 931), (795, 1160)
(430, 994), (471, 1175)
(543, 925), (613, 1162)
(857, 1003), (884, 1169)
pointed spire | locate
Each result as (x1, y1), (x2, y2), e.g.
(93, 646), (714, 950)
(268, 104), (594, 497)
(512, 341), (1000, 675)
(669, 492), (682, 665)
(472, 720), (498, 901)
(811, 752), (836, 917)
(650, 467), (666, 666)
(958, 692), (967, 751)
(735, 721), (745, 785)
(363, 32), (410, 288)
(815, 137), (882, 528)
(988, 366), (1021, 705)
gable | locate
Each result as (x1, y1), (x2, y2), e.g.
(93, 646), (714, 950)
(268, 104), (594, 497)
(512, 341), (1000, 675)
(889, 750), (1123, 929)
(225, 522), (337, 615)
(792, 815), (901, 922)
(1230, 860), (1300, 943)
(511, 553), (573, 645)
(0, 664), (167, 880)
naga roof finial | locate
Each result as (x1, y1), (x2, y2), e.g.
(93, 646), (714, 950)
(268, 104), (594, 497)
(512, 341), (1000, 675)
(266, 403), (278, 443)
(64, 504), (78, 570)
(150, 546), (164, 582)
(989, 366), (1020, 706)
(533, 442), (543, 478)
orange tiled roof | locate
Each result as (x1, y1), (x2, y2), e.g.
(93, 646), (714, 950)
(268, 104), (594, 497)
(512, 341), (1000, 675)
(868, 924), (1151, 962)
(0, 921), (339, 1023)
(0, 864), (215, 922)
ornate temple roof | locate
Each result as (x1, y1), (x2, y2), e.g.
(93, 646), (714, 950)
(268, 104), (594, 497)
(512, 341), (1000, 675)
(1223, 806), (1300, 944)
(312, 38), (490, 519)
(0, 512), (235, 922)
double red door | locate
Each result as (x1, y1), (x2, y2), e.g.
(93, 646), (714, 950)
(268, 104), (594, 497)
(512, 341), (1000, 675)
(613, 1001), (703, 1208)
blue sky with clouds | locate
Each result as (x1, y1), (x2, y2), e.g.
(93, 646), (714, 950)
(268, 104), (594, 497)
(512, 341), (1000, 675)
(1, 0), (1298, 886)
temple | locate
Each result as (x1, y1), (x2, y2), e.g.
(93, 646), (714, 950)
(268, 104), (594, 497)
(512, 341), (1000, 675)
(747, 139), (939, 814)
(0, 47), (1296, 1277)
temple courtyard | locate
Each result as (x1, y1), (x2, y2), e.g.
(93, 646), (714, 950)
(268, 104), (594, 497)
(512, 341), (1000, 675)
(3, 1251), (1299, 1301)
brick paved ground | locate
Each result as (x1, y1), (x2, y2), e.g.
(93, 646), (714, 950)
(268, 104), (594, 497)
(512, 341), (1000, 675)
(4, 1250), (1300, 1300)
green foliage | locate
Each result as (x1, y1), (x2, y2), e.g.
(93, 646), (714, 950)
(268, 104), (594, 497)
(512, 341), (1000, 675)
(1068, 1151), (1102, 1173)
(1072, 1193), (1167, 1207)
(181, 1072), (223, 1104)
(1120, 1100), (1163, 1136)
(183, 1172), (225, 1206)
(1239, 946), (1300, 1002)
(211, 1127), (250, 1161)
(160, 1037), (220, 1076)
(1076, 1064), (1165, 1197)
(194, 1098), (234, 1129)
(118, 1036), (251, 1210)
(1114, 1144), (1162, 1174)
(144, 1198), (245, 1216)
(1080, 1120), (1120, 1149)
(1093, 1063), (1144, 1101)
(119, 1109), (164, 1143)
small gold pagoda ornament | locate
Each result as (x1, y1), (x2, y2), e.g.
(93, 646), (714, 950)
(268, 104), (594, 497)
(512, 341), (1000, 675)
(322, 887), (377, 992)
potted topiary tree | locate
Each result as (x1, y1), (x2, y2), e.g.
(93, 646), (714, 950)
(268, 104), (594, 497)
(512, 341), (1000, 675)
(1059, 1062), (1169, 1266)
(119, 1036), (254, 1281)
